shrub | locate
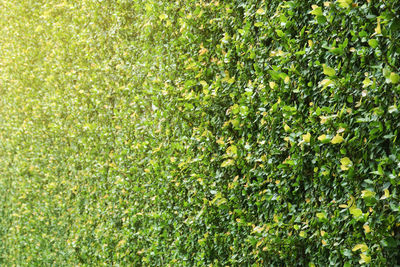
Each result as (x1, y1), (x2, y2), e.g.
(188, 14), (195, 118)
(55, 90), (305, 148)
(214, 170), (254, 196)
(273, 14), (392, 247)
(0, 0), (399, 265)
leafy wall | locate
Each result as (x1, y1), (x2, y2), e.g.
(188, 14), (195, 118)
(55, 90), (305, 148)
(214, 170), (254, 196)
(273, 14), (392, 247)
(0, 0), (400, 265)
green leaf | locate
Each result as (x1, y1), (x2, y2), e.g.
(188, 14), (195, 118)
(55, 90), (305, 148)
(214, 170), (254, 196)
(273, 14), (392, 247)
(320, 78), (334, 89)
(389, 72), (400, 84)
(316, 212), (327, 220)
(276, 29), (285, 37)
(352, 243), (368, 252)
(337, 0), (352, 8)
(368, 39), (379, 48)
(302, 132), (311, 143)
(221, 159), (235, 168)
(388, 105), (398, 114)
(361, 190), (376, 199)
(360, 253), (371, 264)
(362, 77), (372, 88)
(331, 134), (344, 144)
(226, 145), (238, 158)
(316, 16), (327, 24)
(256, 8), (265, 15)
(323, 64), (336, 77)
(340, 157), (353, 170)
(318, 134), (329, 142)
(159, 14), (168, 20)
(383, 67), (391, 78)
(349, 207), (363, 218)
(310, 5), (323, 16)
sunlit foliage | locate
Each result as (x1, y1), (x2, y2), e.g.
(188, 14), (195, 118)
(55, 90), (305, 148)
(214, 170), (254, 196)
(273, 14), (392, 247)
(1, 0), (400, 265)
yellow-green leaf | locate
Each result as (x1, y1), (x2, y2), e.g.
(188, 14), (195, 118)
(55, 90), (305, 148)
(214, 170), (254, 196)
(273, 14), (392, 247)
(340, 157), (353, 170)
(389, 72), (400, 84)
(316, 212), (326, 220)
(227, 77), (235, 84)
(331, 134), (344, 144)
(256, 8), (265, 15)
(349, 207), (363, 218)
(362, 77), (372, 88)
(159, 14), (168, 20)
(226, 145), (238, 158)
(337, 0), (352, 8)
(221, 159), (235, 167)
(318, 134), (328, 142)
(310, 5), (323, 16)
(323, 64), (336, 77)
(375, 18), (381, 35)
(352, 243), (368, 252)
(361, 190), (376, 199)
(303, 132), (311, 143)
(320, 78), (333, 89)
(360, 253), (371, 264)
(380, 189), (390, 200)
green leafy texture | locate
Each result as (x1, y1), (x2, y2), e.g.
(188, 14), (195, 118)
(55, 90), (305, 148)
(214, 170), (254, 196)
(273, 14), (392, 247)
(1, 0), (400, 266)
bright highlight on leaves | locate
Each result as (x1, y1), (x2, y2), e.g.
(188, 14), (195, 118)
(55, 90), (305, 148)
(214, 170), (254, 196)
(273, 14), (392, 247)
(368, 39), (378, 48)
(226, 145), (238, 158)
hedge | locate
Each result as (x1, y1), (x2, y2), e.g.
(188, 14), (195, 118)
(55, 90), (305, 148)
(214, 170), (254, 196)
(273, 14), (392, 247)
(0, 0), (400, 265)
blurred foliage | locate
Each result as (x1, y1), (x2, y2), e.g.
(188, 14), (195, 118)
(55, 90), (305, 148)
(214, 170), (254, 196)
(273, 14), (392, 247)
(1, 0), (400, 265)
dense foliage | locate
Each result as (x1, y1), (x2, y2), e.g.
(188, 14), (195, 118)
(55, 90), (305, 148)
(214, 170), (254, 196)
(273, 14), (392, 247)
(1, 0), (400, 265)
